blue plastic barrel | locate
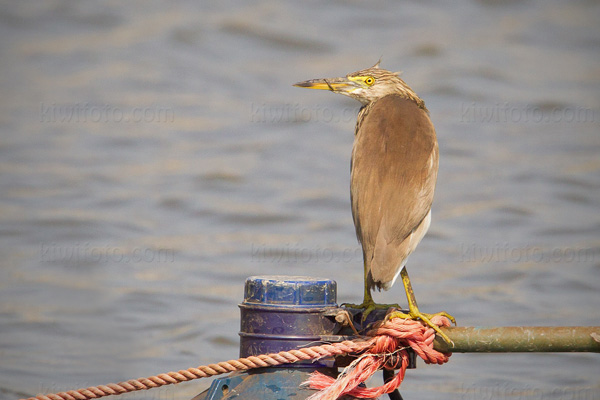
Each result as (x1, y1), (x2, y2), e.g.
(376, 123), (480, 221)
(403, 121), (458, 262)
(239, 275), (338, 364)
(192, 276), (341, 400)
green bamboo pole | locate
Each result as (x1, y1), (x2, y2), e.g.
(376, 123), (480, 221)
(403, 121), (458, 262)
(433, 326), (600, 353)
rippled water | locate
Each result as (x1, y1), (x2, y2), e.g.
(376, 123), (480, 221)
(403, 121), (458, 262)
(1, 1), (599, 399)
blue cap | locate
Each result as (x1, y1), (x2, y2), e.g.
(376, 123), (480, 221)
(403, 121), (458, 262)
(243, 275), (337, 307)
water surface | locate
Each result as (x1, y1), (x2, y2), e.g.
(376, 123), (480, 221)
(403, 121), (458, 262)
(1, 1), (599, 399)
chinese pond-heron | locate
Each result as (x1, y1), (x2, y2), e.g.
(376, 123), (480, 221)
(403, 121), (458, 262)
(294, 61), (454, 343)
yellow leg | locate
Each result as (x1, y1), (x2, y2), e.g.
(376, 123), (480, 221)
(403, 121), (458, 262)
(343, 261), (399, 320)
(387, 267), (456, 345)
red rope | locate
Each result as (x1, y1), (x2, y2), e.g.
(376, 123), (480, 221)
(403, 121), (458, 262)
(303, 315), (452, 399)
(21, 316), (451, 400)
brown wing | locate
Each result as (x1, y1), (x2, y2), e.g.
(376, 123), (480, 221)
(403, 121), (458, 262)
(350, 95), (438, 290)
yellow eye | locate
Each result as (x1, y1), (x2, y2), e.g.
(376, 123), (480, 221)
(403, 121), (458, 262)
(364, 76), (375, 86)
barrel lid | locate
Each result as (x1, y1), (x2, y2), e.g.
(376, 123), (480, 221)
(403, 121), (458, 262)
(243, 276), (337, 307)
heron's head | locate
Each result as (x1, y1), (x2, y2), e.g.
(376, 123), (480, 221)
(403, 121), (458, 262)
(294, 61), (425, 109)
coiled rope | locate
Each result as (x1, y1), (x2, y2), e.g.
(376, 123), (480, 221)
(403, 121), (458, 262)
(21, 315), (451, 400)
(304, 315), (451, 399)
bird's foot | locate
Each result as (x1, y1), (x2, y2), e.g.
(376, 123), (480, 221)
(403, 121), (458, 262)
(343, 299), (400, 321)
(391, 266), (457, 345)
(386, 309), (456, 345)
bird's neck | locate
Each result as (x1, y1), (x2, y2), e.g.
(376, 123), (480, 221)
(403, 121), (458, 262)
(354, 94), (429, 136)
(394, 79), (428, 113)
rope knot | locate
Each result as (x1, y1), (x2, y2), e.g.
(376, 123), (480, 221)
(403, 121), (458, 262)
(371, 333), (398, 355)
(304, 316), (452, 400)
